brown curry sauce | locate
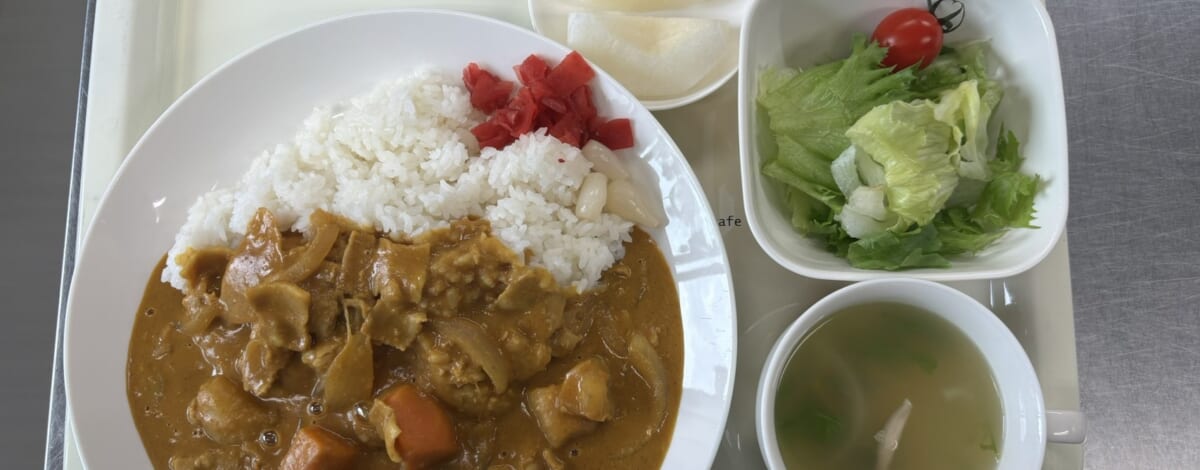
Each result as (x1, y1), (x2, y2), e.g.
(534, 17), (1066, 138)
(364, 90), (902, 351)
(127, 210), (683, 470)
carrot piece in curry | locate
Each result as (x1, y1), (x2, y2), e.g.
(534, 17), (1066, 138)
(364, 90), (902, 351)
(279, 425), (357, 470)
(380, 384), (458, 468)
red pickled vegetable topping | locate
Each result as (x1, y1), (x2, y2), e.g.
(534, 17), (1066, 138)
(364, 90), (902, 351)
(545, 51), (596, 96)
(549, 112), (587, 148)
(591, 118), (634, 150)
(569, 86), (597, 124)
(464, 51), (632, 151)
(540, 96), (569, 114)
(527, 79), (556, 103)
(495, 88), (539, 135)
(463, 63), (514, 114)
(471, 120), (515, 150)
(514, 54), (551, 85)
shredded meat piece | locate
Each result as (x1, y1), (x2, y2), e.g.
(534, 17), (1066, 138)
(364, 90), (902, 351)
(180, 288), (222, 335)
(300, 336), (344, 374)
(557, 357), (613, 422)
(237, 336), (289, 397)
(362, 282), (426, 351)
(526, 385), (596, 448)
(187, 376), (276, 445)
(245, 282), (311, 352)
(220, 209), (285, 324)
(371, 239), (430, 302)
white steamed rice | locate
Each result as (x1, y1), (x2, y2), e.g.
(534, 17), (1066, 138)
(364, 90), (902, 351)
(162, 68), (633, 291)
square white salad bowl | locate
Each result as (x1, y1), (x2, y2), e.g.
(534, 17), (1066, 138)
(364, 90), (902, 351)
(738, 0), (1069, 281)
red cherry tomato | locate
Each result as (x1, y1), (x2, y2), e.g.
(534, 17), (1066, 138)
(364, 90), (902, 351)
(871, 8), (944, 70)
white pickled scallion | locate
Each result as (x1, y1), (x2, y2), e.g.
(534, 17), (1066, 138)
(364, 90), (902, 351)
(575, 172), (609, 221)
(605, 178), (663, 228)
(582, 140), (631, 181)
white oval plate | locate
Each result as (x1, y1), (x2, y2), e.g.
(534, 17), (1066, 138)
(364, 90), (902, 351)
(64, 10), (735, 469)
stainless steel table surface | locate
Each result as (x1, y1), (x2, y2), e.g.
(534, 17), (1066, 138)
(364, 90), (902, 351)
(1, 0), (1196, 468)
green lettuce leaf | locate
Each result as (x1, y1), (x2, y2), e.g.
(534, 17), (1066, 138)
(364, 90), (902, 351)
(759, 35), (917, 161)
(758, 66), (800, 97)
(759, 36), (917, 247)
(846, 100), (960, 227)
(777, 135), (839, 190)
(989, 127), (1027, 174)
(971, 130), (1040, 231)
(936, 131), (1039, 254)
(846, 224), (949, 270)
(911, 42), (996, 98)
(785, 187), (830, 235)
(763, 160), (844, 212)
(934, 80), (1002, 183)
(785, 188), (852, 257)
(933, 208), (1005, 255)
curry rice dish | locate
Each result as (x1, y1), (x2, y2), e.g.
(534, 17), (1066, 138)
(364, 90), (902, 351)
(126, 66), (684, 469)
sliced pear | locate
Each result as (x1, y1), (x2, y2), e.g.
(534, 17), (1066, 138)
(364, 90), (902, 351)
(566, 11), (733, 98)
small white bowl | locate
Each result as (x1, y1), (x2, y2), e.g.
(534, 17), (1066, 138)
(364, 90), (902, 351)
(738, 0), (1070, 281)
(528, 0), (747, 110)
(756, 279), (1086, 469)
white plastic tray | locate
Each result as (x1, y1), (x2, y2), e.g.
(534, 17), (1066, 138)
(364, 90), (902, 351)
(65, 1), (1083, 468)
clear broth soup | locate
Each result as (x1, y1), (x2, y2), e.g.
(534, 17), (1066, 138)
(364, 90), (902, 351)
(774, 303), (1002, 470)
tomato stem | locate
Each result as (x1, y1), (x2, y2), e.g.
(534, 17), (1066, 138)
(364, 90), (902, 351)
(927, 0), (965, 33)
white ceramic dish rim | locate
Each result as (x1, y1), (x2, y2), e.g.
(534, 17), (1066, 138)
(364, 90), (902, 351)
(736, 0), (1070, 282)
(526, 0), (741, 111)
(755, 278), (1048, 469)
(63, 9), (737, 469)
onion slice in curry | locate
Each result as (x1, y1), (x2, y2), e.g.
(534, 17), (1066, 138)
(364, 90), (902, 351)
(264, 220), (340, 284)
(616, 332), (669, 456)
(431, 318), (512, 393)
(368, 399), (404, 463)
